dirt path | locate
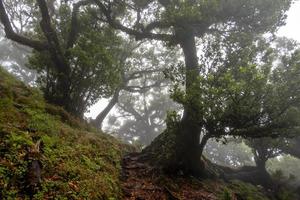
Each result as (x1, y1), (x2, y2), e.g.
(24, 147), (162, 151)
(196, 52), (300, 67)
(120, 153), (218, 200)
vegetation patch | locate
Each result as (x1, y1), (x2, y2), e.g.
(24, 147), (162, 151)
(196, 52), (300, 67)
(0, 67), (126, 199)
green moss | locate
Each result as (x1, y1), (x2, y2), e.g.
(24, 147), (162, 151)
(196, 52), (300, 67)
(276, 187), (297, 200)
(24, 108), (58, 134)
(0, 67), (125, 199)
(197, 179), (271, 200)
(221, 188), (233, 200)
(142, 128), (175, 169)
(45, 104), (84, 129)
(225, 180), (269, 200)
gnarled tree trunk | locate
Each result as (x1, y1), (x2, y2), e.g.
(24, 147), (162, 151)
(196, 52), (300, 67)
(176, 32), (204, 175)
(143, 31), (210, 177)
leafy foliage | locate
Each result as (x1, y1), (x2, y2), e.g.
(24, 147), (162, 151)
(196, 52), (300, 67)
(26, 1), (122, 116)
(170, 34), (300, 142)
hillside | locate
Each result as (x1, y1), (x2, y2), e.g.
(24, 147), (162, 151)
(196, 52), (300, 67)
(0, 67), (130, 199)
(0, 67), (292, 200)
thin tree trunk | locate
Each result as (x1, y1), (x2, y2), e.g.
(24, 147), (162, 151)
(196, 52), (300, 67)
(199, 134), (210, 158)
(93, 87), (121, 129)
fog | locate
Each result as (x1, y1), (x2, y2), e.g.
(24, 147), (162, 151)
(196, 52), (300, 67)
(1, 0), (300, 198)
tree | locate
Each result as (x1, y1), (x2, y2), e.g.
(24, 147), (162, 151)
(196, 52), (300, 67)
(247, 136), (300, 171)
(244, 38), (300, 165)
(153, 31), (300, 176)
(0, 29), (36, 85)
(0, 0), (121, 117)
(96, 38), (180, 140)
(223, 137), (299, 188)
(107, 83), (180, 146)
(0, 6), (36, 85)
(92, 39), (178, 129)
(93, 0), (295, 175)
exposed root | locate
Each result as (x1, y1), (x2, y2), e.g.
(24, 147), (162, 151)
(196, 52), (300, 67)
(120, 153), (218, 200)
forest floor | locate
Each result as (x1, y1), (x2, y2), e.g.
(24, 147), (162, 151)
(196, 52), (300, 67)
(120, 153), (218, 200)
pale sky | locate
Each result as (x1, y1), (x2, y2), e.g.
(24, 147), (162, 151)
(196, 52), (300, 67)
(277, 0), (300, 42)
(85, 1), (300, 119)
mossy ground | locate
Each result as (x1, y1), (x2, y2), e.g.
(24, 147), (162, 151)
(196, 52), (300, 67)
(0, 67), (129, 199)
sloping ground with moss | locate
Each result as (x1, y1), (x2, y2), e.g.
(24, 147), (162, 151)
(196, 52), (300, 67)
(0, 67), (131, 199)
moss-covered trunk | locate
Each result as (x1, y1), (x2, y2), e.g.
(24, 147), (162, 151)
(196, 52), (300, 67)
(178, 32), (205, 175)
(143, 32), (209, 176)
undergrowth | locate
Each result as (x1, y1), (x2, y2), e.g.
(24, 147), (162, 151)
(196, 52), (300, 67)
(0, 67), (127, 199)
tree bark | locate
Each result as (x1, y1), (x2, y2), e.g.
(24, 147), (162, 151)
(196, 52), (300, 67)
(93, 87), (121, 129)
(142, 29), (208, 176)
(175, 31), (205, 175)
(0, 0), (49, 51)
(36, 0), (72, 112)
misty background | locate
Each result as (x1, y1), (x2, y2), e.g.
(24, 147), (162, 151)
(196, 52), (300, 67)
(1, 0), (300, 188)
